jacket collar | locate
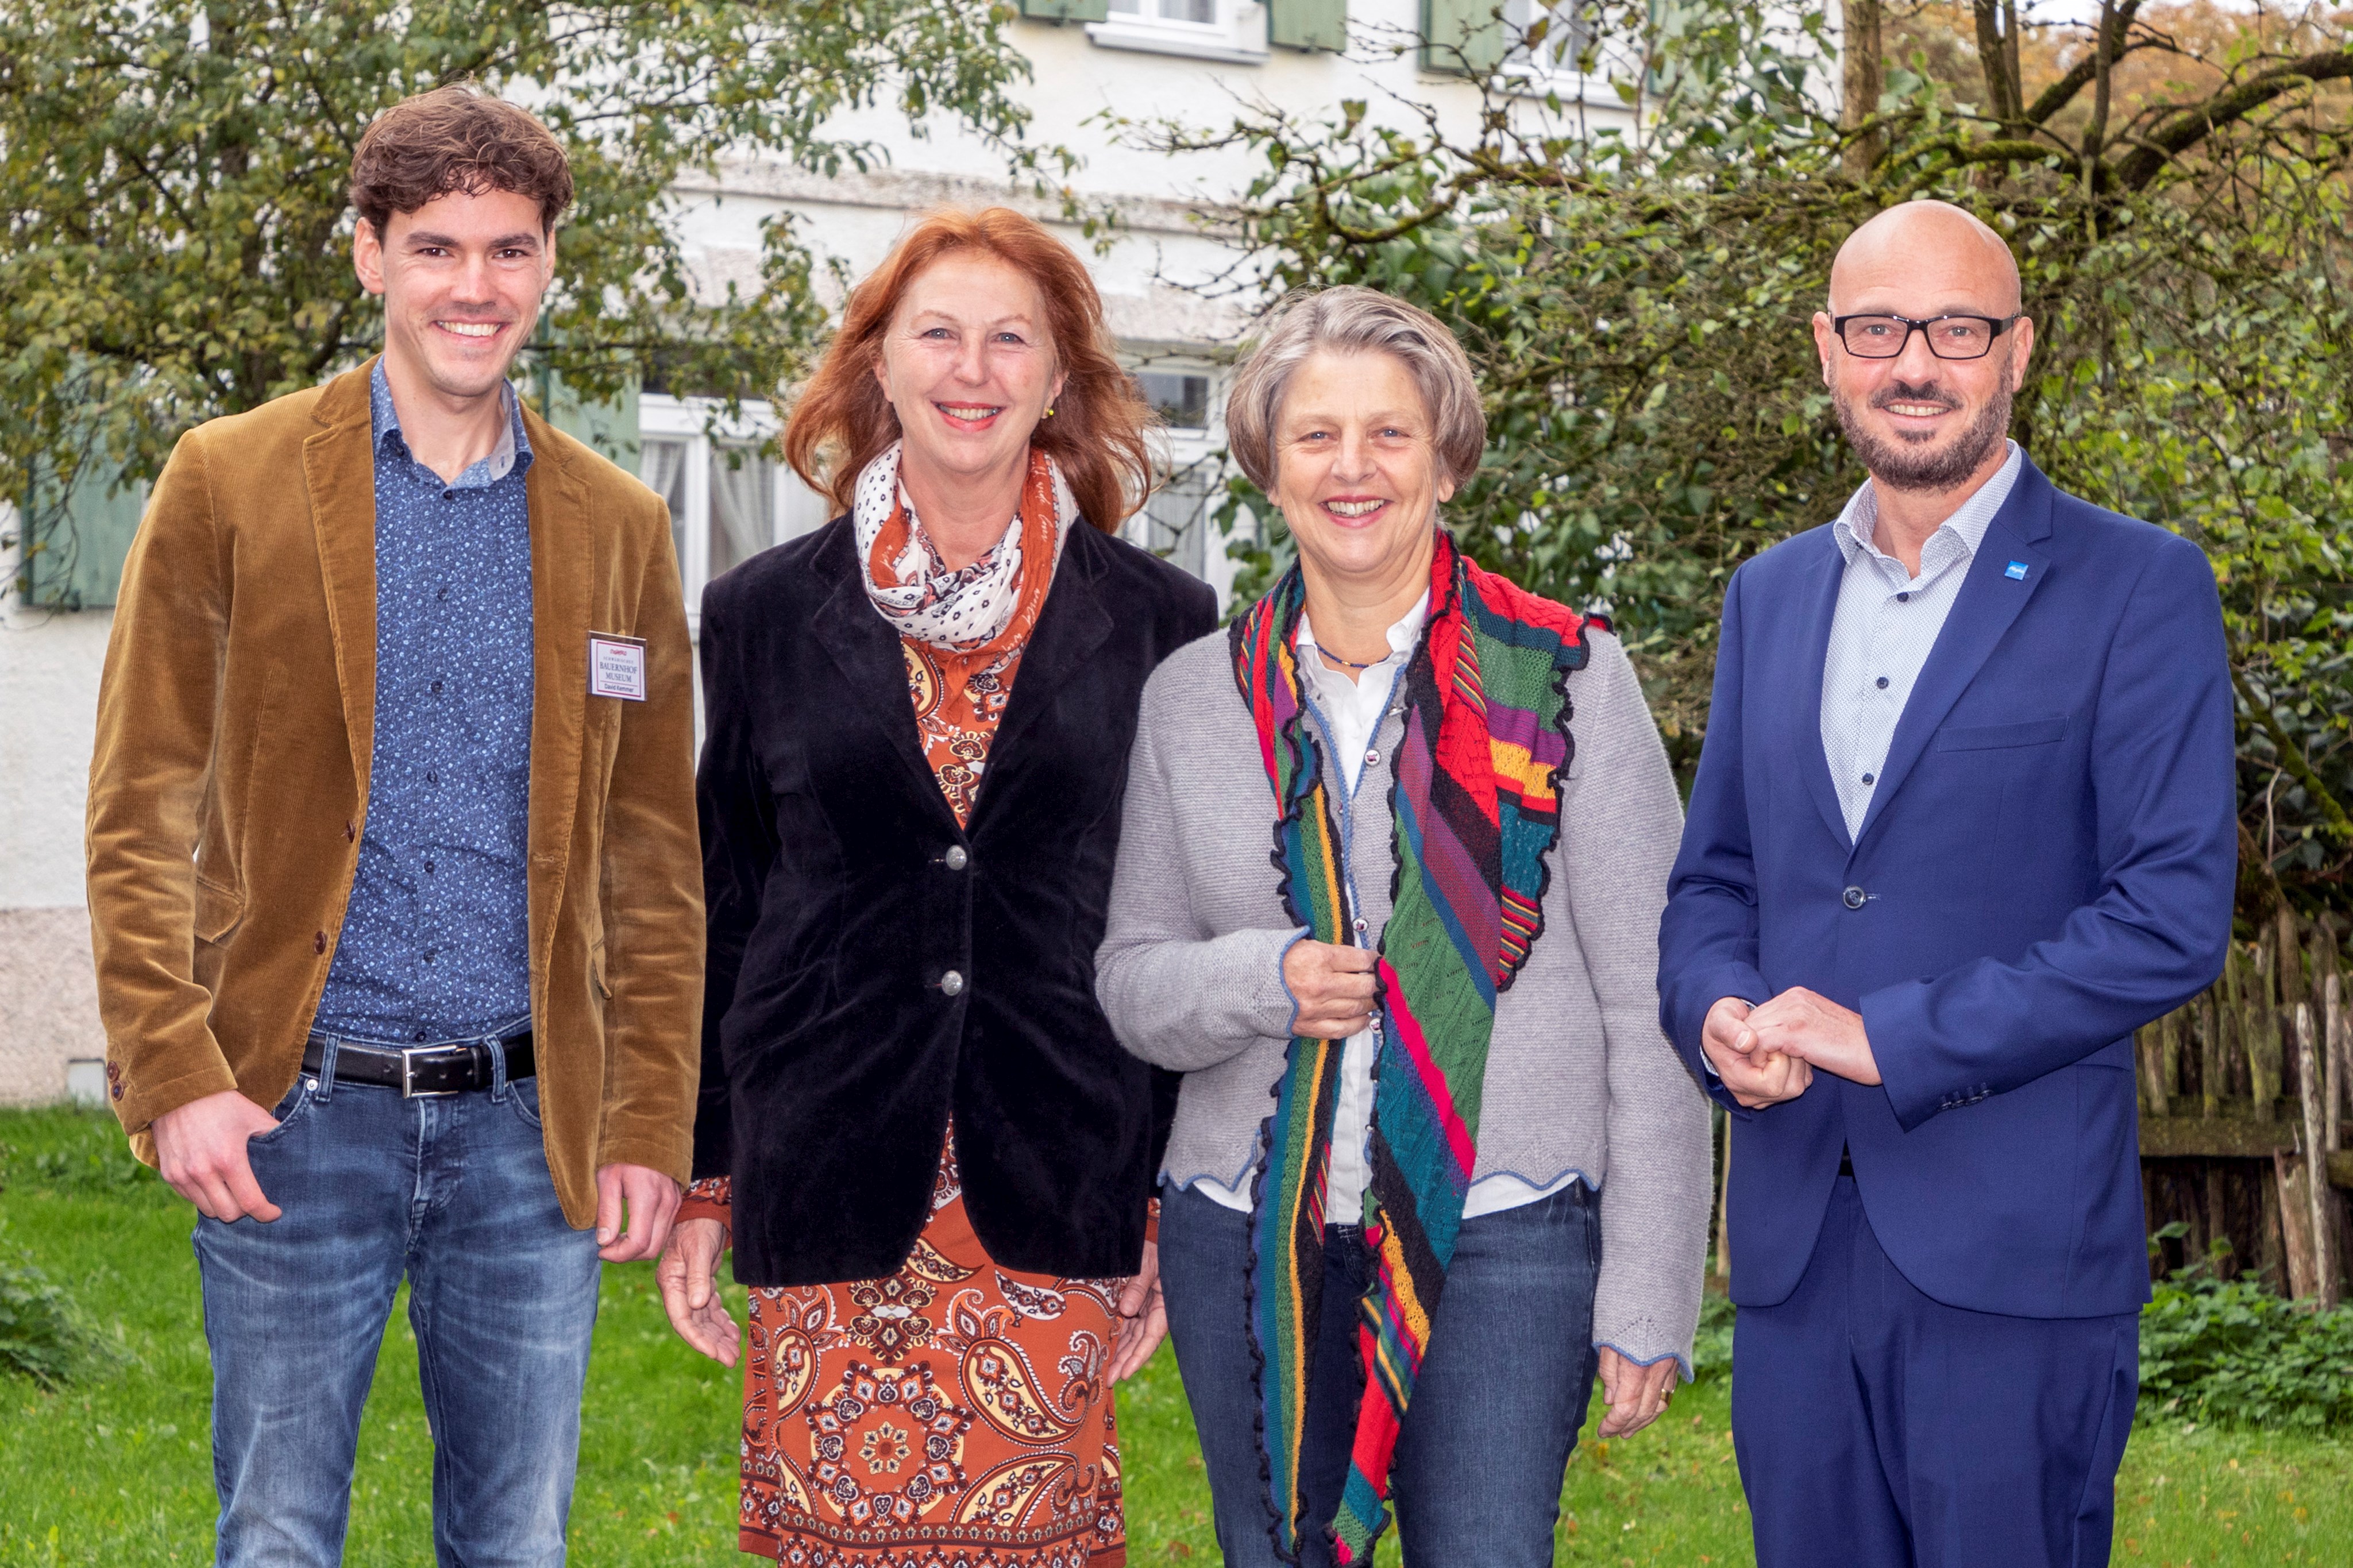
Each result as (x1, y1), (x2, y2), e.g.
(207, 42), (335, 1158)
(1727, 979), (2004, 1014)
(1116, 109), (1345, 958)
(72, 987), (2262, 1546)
(809, 515), (1117, 839)
(303, 362), (383, 799)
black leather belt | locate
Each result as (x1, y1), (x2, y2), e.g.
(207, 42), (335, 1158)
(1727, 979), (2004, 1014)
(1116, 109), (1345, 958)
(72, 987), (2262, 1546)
(300, 1030), (535, 1097)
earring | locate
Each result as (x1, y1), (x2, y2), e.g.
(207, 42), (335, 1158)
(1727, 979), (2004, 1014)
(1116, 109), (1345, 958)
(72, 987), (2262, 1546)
(1043, 405), (1056, 418)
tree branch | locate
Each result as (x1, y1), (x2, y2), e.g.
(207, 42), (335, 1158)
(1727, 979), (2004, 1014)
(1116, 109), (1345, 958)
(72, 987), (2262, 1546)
(2233, 664), (2353, 842)
(2113, 48), (2353, 190)
(2023, 0), (2147, 127)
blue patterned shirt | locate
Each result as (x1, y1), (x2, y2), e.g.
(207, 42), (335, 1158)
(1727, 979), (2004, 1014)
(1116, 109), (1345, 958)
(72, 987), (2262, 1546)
(313, 362), (535, 1043)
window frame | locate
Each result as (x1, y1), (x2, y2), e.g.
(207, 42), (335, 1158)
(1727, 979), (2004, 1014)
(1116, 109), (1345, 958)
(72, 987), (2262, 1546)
(1124, 357), (1243, 601)
(1087, 0), (1270, 64)
(639, 394), (830, 629)
(1495, 0), (1623, 102)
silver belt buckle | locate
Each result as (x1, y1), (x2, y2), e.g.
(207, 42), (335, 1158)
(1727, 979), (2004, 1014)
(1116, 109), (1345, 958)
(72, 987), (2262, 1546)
(398, 1045), (468, 1098)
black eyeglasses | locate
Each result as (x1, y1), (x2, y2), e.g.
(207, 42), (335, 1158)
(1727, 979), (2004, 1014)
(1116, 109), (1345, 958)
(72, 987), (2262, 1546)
(1833, 313), (2022, 361)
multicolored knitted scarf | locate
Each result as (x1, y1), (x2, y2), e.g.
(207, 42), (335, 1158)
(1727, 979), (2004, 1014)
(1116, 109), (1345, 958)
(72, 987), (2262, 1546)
(1229, 530), (1593, 1564)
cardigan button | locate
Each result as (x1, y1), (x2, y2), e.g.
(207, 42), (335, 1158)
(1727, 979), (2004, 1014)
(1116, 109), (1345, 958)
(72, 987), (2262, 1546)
(944, 845), (969, 871)
(939, 970), (966, 997)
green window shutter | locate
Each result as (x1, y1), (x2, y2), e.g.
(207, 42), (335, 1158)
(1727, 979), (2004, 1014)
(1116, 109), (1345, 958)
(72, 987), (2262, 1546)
(1270, 0), (1347, 51)
(1422, 0), (1507, 76)
(16, 457), (146, 611)
(1018, 0), (1111, 21)
(546, 373), (642, 475)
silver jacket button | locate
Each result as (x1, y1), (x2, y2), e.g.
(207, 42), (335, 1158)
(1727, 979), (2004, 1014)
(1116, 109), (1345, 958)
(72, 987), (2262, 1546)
(1842, 886), (1868, 910)
(939, 970), (966, 997)
(944, 845), (969, 871)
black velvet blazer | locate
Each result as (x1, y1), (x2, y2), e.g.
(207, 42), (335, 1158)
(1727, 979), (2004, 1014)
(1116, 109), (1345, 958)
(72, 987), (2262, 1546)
(692, 513), (1217, 1285)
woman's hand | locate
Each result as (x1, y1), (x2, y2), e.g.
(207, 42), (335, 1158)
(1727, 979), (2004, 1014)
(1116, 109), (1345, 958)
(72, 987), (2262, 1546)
(1106, 1239), (1167, 1384)
(1283, 939), (1379, 1040)
(1595, 1345), (1679, 1438)
(656, 1216), (740, 1367)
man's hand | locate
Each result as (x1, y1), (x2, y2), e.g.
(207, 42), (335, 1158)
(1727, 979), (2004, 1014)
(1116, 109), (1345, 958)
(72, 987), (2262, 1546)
(1596, 1345), (1678, 1438)
(595, 1163), (682, 1262)
(655, 1216), (739, 1366)
(1283, 939), (1378, 1040)
(1107, 1239), (1167, 1384)
(1701, 997), (1813, 1110)
(1748, 987), (1880, 1086)
(152, 1089), (284, 1222)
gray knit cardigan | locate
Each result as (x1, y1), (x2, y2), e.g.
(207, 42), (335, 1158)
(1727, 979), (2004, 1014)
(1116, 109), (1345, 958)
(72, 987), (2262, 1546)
(1095, 623), (1712, 1372)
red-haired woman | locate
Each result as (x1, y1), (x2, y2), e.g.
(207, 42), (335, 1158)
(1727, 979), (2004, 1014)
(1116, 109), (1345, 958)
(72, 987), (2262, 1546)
(655, 207), (1215, 1567)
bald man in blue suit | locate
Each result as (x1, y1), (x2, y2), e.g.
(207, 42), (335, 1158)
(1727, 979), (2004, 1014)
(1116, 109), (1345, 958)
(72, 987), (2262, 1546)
(1657, 202), (2238, 1568)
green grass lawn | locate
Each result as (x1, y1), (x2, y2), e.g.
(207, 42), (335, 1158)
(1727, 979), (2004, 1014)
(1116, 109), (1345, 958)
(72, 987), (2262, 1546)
(2, 1104), (2349, 1566)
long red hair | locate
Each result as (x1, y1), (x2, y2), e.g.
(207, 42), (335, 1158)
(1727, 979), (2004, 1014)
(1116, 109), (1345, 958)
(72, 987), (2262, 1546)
(783, 207), (1152, 532)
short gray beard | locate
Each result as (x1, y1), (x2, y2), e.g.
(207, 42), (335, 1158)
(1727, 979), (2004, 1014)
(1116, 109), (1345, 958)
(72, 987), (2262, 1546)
(1834, 374), (2013, 493)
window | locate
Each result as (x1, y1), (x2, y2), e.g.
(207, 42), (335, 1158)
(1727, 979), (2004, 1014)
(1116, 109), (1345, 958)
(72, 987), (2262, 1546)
(639, 395), (831, 625)
(1136, 453), (1222, 580)
(1120, 361), (1245, 607)
(1087, 0), (1268, 64)
(1503, 0), (1599, 78)
(1137, 370), (1211, 431)
(1108, 0), (1220, 27)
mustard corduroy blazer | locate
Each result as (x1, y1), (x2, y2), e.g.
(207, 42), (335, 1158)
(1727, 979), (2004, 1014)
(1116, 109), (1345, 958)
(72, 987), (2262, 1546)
(84, 358), (704, 1225)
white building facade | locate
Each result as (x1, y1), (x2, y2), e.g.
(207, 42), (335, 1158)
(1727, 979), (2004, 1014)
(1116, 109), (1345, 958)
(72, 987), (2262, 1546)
(0, 1), (1634, 1104)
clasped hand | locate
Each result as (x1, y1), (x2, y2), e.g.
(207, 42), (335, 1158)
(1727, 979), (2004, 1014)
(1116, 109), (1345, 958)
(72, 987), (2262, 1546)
(1283, 938), (1378, 1039)
(1701, 987), (1878, 1109)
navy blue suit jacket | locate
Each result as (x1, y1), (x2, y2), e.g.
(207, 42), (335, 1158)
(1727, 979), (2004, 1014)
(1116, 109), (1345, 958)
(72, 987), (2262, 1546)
(1658, 455), (2237, 1319)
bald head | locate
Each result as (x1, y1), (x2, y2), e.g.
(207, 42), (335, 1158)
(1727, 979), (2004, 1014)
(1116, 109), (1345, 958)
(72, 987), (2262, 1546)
(1830, 201), (2021, 318)
(1812, 200), (2033, 506)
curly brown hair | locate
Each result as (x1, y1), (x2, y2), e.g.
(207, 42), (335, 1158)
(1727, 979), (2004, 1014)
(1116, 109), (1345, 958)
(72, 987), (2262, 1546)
(783, 207), (1154, 532)
(349, 84), (574, 237)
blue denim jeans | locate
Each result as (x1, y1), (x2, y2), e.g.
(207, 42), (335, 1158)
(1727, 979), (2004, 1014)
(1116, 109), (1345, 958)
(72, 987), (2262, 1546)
(1159, 1179), (1602, 1568)
(192, 1037), (601, 1567)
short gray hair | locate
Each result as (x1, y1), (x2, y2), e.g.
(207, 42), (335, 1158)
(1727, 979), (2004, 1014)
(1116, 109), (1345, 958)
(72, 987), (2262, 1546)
(1224, 286), (1487, 496)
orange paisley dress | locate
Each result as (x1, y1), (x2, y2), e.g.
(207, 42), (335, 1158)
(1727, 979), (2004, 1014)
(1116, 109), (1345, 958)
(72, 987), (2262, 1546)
(680, 466), (1133, 1566)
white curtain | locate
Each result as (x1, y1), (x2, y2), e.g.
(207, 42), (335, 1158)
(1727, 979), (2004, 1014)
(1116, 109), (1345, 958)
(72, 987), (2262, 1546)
(708, 445), (773, 578)
(642, 439), (690, 576)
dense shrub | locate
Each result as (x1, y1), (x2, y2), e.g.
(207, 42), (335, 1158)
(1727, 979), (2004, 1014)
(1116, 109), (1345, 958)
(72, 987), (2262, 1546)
(2138, 1269), (2353, 1432)
(0, 1245), (83, 1389)
(1690, 1292), (1736, 1382)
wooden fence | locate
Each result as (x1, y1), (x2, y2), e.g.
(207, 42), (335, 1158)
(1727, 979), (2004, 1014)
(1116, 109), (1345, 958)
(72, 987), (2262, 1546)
(2136, 909), (2350, 1307)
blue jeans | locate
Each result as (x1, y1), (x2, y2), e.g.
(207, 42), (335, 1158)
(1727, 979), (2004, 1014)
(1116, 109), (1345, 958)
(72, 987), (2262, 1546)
(192, 1037), (602, 1567)
(1159, 1179), (1602, 1567)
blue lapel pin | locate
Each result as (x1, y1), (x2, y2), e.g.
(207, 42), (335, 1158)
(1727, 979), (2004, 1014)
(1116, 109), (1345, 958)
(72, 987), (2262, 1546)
(2004, 561), (2030, 581)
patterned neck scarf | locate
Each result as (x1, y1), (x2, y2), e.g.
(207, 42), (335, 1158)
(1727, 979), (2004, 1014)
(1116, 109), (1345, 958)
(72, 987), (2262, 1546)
(854, 439), (1077, 652)
(1229, 531), (1594, 1564)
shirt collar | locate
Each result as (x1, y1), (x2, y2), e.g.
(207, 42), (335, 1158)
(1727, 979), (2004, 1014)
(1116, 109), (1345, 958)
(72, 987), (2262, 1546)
(370, 359), (531, 489)
(1297, 589), (1430, 692)
(1833, 439), (2023, 572)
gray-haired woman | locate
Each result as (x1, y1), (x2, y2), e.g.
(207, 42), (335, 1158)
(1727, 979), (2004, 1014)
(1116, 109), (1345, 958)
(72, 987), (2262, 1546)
(1095, 286), (1710, 1566)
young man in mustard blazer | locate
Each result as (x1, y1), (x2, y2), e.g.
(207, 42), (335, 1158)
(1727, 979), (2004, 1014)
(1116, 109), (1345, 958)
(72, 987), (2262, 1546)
(84, 85), (702, 1565)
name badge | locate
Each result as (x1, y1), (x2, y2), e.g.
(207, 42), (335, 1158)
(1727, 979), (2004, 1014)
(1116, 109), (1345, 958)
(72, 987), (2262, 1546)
(588, 634), (648, 702)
